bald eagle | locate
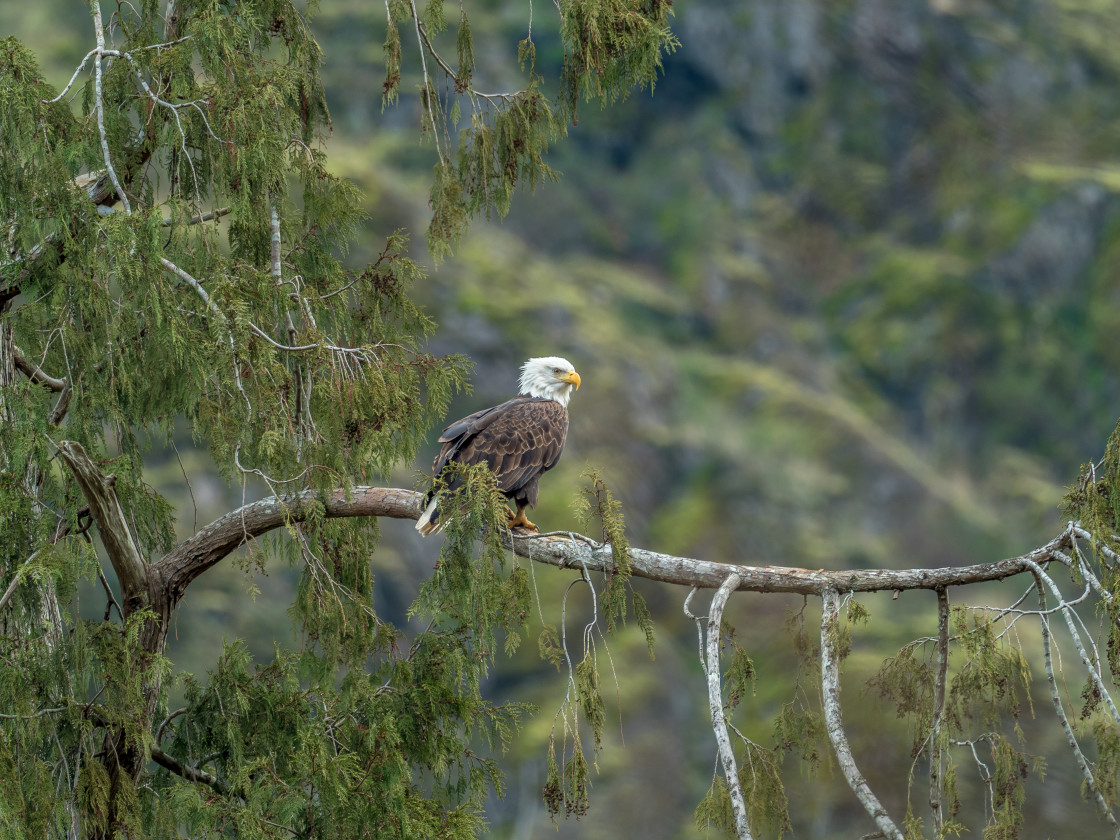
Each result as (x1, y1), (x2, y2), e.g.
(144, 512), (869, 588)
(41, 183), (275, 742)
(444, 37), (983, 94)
(416, 356), (581, 536)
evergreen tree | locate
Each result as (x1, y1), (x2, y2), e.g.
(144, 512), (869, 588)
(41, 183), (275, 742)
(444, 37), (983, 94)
(0, 0), (674, 837)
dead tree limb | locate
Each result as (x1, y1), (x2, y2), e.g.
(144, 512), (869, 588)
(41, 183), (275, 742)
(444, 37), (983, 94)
(157, 485), (1075, 602)
(56, 441), (148, 614)
(703, 572), (753, 840)
(929, 586), (950, 833)
(1033, 574), (1118, 833)
(820, 588), (904, 840)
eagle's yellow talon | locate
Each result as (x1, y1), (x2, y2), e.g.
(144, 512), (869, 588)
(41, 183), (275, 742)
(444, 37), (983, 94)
(508, 507), (538, 531)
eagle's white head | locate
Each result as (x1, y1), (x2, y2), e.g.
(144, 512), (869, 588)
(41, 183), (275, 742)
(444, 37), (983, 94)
(518, 356), (581, 407)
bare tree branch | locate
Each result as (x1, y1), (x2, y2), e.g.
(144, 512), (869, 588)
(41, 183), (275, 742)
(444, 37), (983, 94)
(160, 206), (231, 226)
(49, 382), (73, 427)
(0, 704), (67, 720)
(56, 441), (148, 613)
(929, 586), (949, 834)
(90, 0), (131, 215)
(158, 255), (247, 409)
(158, 486), (1077, 606)
(158, 486), (422, 602)
(270, 203), (282, 285)
(1026, 558), (1120, 729)
(0, 550), (39, 614)
(820, 588), (904, 840)
(149, 745), (228, 795)
(1033, 573), (1118, 833)
(11, 344), (66, 392)
(508, 528), (1072, 596)
(703, 572), (753, 840)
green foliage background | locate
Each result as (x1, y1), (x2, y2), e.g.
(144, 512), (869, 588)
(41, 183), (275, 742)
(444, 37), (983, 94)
(6, 0), (1120, 838)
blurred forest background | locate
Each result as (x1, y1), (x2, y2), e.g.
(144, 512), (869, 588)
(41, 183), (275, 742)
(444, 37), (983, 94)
(8, 0), (1120, 837)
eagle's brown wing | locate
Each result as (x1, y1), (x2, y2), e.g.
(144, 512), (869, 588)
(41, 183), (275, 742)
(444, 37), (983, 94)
(434, 396), (568, 506)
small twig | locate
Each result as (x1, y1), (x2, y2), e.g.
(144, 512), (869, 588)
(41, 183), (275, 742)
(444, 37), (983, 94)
(0, 549), (41, 614)
(156, 707), (188, 745)
(682, 585), (702, 620)
(90, 1), (131, 214)
(97, 565), (122, 622)
(170, 438), (198, 533)
(512, 529), (603, 549)
(42, 48), (98, 104)
(576, 558), (598, 655)
(415, 21), (458, 81)
(159, 256), (248, 413)
(0, 705), (68, 720)
(407, 0), (444, 163)
(162, 206), (232, 226)
(683, 586), (708, 671)
(1070, 522), (1120, 563)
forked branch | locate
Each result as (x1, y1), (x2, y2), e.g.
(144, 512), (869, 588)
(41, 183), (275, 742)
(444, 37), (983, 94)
(56, 441), (148, 613)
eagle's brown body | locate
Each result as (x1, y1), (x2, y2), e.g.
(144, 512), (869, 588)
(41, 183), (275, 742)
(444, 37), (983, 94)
(417, 396), (568, 534)
(416, 356), (580, 536)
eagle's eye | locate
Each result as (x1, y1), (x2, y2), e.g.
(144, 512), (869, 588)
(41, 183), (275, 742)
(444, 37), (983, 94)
(553, 367), (562, 374)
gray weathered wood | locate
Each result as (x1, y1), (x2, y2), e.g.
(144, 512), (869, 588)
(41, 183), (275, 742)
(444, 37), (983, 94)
(157, 485), (1073, 601)
(704, 572), (753, 840)
(57, 441), (148, 613)
(820, 588), (904, 840)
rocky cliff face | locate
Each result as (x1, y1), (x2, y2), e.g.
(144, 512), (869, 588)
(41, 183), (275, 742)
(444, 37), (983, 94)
(561, 0), (1120, 468)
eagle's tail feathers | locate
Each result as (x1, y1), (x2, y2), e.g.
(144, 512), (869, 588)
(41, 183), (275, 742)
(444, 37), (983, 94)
(415, 494), (443, 536)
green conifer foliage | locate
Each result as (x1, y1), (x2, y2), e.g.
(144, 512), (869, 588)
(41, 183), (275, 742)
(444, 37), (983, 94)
(0, 0), (678, 836)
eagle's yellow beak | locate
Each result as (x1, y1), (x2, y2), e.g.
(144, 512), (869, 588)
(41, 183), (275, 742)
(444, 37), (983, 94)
(561, 370), (581, 390)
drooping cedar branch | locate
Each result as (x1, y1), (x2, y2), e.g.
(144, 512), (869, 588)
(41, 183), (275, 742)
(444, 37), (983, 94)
(156, 485), (1074, 604)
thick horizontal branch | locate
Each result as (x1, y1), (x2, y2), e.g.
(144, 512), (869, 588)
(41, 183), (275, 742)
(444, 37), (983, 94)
(158, 486), (422, 602)
(158, 486), (1074, 606)
(511, 524), (1073, 596)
